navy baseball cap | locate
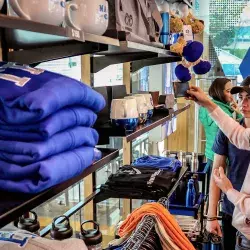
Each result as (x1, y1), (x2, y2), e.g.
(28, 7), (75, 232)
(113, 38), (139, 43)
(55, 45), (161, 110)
(231, 76), (250, 95)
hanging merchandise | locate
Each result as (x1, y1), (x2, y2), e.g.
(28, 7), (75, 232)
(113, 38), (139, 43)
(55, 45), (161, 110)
(118, 202), (195, 250)
(172, 40), (211, 82)
(50, 216), (73, 240)
(170, 36), (187, 55)
(80, 221), (103, 250)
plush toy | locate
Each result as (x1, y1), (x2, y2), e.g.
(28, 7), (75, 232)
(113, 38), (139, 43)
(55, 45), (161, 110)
(170, 12), (183, 33)
(172, 39), (211, 82)
(182, 13), (204, 34)
(170, 36), (187, 54)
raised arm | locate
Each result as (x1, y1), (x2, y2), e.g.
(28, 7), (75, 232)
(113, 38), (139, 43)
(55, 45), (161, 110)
(187, 86), (250, 150)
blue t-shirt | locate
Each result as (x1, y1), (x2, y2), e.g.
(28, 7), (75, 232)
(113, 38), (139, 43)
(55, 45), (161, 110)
(212, 120), (250, 215)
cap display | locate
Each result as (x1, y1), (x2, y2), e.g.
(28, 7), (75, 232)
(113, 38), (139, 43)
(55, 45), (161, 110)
(231, 76), (250, 95)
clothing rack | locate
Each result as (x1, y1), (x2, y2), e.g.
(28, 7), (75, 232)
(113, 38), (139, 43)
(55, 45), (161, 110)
(121, 215), (156, 250)
(121, 197), (169, 249)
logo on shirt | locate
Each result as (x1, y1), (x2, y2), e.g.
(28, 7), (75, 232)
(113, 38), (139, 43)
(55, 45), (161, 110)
(0, 74), (31, 87)
(123, 168), (142, 175)
(147, 169), (162, 186)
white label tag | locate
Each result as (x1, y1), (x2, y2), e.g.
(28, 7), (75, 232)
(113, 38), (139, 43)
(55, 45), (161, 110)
(183, 25), (193, 41)
(0, 74), (31, 87)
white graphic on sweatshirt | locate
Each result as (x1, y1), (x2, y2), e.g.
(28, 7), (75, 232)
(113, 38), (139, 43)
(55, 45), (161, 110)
(0, 74), (31, 87)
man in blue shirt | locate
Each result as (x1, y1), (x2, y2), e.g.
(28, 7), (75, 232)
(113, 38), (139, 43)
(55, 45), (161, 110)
(206, 81), (250, 249)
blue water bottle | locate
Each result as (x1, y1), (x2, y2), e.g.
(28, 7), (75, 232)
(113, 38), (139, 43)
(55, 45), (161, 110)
(159, 2), (170, 45)
(186, 179), (196, 207)
(211, 234), (222, 250)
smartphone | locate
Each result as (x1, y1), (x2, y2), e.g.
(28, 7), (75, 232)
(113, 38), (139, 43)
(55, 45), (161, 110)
(173, 81), (190, 98)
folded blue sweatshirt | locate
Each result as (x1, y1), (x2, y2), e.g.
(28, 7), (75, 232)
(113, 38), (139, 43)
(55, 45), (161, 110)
(0, 106), (97, 141)
(0, 146), (100, 193)
(0, 62), (105, 124)
(133, 155), (182, 172)
(0, 126), (98, 164)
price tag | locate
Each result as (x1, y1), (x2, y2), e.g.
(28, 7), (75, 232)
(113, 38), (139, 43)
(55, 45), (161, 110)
(66, 27), (85, 42)
(183, 25), (193, 41)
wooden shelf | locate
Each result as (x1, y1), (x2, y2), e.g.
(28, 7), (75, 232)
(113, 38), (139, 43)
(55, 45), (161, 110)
(0, 148), (119, 228)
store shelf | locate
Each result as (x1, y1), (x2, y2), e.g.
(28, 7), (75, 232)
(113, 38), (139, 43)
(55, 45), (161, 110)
(0, 14), (181, 67)
(0, 148), (119, 228)
(169, 193), (205, 218)
(96, 104), (190, 143)
(167, 0), (193, 8)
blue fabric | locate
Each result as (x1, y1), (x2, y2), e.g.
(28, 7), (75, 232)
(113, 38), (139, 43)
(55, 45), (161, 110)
(212, 120), (250, 215)
(0, 62), (105, 124)
(0, 106), (97, 141)
(133, 155), (182, 172)
(0, 146), (98, 193)
(0, 127), (98, 164)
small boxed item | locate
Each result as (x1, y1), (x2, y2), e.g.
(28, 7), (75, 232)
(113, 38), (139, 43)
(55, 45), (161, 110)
(173, 81), (190, 98)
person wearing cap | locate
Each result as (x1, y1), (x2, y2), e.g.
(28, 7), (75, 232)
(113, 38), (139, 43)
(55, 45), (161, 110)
(198, 78), (242, 189)
(187, 76), (250, 249)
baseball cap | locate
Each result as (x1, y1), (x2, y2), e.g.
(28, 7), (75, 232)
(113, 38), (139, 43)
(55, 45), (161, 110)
(231, 76), (250, 95)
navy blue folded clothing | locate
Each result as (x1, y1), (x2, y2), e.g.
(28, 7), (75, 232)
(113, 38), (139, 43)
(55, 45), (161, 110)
(133, 155), (181, 172)
(0, 127), (98, 164)
(0, 62), (105, 124)
(0, 106), (97, 141)
(0, 146), (100, 193)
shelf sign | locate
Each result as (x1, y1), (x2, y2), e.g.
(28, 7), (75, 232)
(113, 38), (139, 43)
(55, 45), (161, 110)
(66, 27), (85, 42)
(183, 25), (193, 42)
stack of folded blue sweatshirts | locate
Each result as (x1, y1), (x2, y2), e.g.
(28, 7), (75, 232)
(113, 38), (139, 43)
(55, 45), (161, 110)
(0, 62), (105, 194)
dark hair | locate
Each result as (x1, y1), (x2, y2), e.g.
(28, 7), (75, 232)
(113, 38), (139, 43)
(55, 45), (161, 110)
(208, 78), (231, 103)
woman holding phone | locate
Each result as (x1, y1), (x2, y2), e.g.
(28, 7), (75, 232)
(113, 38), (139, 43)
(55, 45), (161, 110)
(187, 81), (250, 249)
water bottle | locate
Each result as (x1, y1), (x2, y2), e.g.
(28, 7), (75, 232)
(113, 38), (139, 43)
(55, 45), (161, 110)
(80, 220), (102, 250)
(50, 215), (73, 240)
(211, 234), (222, 250)
(186, 179), (196, 207)
(16, 211), (40, 234)
(159, 2), (170, 45)
(191, 152), (199, 172)
(192, 175), (200, 198)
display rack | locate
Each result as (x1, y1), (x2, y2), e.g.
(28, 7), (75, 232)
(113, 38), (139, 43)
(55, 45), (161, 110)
(0, 6), (198, 245)
(0, 148), (119, 228)
(0, 14), (181, 68)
